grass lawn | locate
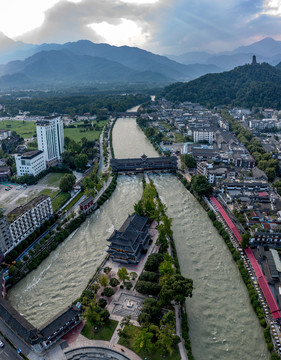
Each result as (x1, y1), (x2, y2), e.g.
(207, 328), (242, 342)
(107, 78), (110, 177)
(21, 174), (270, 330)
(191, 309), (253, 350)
(118, 325), (181, 360)
(81, 319), (118, 341)
(174, 133), (185, 143)
(64, 120), (107, 143)
(64, 191), (84, 211)
(52, 192), (71, 212)
(38, 188), (59, 199)
(38, 172), (65, 187)
(0, 120), (36, 138)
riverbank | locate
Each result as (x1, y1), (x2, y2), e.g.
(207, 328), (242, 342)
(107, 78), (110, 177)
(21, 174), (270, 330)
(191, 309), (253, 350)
(176, 171), (279, 358)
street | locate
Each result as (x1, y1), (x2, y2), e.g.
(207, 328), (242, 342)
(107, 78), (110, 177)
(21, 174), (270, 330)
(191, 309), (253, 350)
(0, 335), (22, 360)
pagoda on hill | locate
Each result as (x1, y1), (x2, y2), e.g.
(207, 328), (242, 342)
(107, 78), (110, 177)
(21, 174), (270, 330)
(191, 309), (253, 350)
(251, 55), (257, 65)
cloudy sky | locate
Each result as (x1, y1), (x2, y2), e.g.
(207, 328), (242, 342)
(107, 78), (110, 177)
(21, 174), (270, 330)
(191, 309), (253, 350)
(1, 0), (281, 54)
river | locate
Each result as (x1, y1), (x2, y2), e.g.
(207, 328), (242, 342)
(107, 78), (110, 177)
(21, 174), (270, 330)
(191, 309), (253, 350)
(8, 175), (143, 327)
(9, 115), (269, 359)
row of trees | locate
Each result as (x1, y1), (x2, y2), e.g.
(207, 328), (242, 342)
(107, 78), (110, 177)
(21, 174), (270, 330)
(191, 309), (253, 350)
(135, 252), (193, 305)
(3, 93), (150, 117)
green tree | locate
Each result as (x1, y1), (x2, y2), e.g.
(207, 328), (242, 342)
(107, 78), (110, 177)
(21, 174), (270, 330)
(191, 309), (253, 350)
(242, 232), (251, 249)
(159, 274), (193, 305)
(162, 311), (176, 326)
(138, 298), (162, 325)
(156, 324), (176, 355)
(8, 265), (18, 276)
(74, 154), (88, 171)
(144, 253), (164, 272)
(103, 266), (112, 274)
(135, 281), (161, 296)
(270, 353), (280, 360)
(59, 173), (76, 192)
(265, 167), (276, 182)
(190, 174), (213, 197)
(102, 287), (114, 297)
(133, 327), (154, 354)
(145, 127), (156, 138)
(99, 274), (108, 287)
(117, 267), (129, 283)
(159, 259), (174, 277)
(64, 136), (71, 149)
(181, 154), (196, 169)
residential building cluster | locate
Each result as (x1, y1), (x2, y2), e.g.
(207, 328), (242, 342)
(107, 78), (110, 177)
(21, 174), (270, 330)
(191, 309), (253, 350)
(15, 116), (64, 178)
(141, 99), (255, 185)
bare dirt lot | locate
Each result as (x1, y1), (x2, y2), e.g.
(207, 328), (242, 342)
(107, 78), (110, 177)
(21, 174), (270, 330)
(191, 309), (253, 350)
(0, 173), (64, 214)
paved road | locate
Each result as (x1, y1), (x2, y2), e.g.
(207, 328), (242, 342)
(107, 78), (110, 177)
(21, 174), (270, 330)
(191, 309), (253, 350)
(0, 335), (22, 360)
(175, 305), (189, 360)
(0, 319), (31, 358)
(99, 132), (104, 172)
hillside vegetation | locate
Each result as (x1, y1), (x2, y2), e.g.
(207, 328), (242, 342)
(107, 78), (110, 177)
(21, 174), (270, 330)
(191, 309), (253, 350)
(161, 63), (281, 109)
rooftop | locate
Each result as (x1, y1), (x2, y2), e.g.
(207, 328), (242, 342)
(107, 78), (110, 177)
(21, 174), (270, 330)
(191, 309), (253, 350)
(7, 194), (50, 223)
(19, 150), (43, 160)
(0, 296), (38, 344)
(39, 304), (80, 339)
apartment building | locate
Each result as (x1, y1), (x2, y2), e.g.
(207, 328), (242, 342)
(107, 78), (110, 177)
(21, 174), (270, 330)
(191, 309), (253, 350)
(15, 150), (46, 177)
(36, 117), (64, 165)
(0, 215), (13, 255)
(7, 195), (53, 250)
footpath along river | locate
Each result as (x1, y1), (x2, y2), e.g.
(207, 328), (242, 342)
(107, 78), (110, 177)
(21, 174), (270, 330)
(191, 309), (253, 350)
(9, 113), (268, 359)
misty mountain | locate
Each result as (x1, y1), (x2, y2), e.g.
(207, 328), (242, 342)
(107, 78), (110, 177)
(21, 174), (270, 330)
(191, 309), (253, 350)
(166, 37), (281, 70)
(0, 40), (229, 89)
(0, 49), (173, 89)
(167, 51), (211, 64)
(161, 62), (281, 109)
(28, 40), (205, 80)
(232, 37), (281, 57)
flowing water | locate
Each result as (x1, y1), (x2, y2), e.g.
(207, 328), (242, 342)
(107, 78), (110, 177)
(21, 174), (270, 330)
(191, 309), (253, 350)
(152, 174), (269, 360)
(9, 116), (269, 359)
(8, 174), (143, 327)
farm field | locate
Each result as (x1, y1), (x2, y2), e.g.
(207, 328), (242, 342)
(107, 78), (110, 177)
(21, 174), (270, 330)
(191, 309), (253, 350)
(64, 120), (107, 142)
(0, 120), (36, 138)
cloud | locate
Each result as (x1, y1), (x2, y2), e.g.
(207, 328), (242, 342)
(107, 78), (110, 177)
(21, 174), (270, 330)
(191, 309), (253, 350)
(16, 0), (281, 54)
(18, 0), (162, 44)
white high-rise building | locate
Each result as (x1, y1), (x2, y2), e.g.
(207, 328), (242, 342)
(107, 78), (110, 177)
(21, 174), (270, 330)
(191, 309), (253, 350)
(36, 117), (64, 165)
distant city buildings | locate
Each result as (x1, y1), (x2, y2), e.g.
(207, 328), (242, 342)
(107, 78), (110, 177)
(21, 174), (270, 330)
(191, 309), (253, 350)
(15, 150), (46, 177)
(36, 117), (64, 166)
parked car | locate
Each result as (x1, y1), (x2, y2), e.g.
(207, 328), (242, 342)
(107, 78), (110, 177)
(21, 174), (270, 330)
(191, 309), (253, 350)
(0, 340), (4, 348)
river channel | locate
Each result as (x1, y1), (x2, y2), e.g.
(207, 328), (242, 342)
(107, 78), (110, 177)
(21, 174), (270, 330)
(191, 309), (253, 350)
(9, 114), (269, 359)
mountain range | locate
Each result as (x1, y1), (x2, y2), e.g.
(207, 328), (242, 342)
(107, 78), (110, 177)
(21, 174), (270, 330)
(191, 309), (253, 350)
(0, 35), (222, 89)
(1, 35), (281, 89)
(167, 37), (281, 70)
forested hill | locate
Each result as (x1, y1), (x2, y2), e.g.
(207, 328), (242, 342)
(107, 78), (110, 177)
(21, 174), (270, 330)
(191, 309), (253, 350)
(161, 62), (281, 109)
